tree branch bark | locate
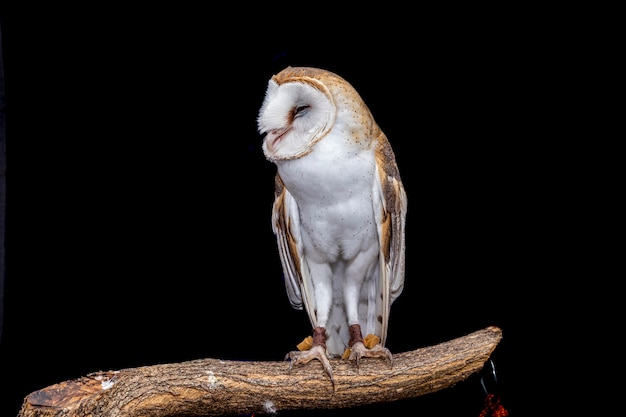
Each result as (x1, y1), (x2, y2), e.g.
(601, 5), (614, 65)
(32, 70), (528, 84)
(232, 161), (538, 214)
(18, 326), (502, 417)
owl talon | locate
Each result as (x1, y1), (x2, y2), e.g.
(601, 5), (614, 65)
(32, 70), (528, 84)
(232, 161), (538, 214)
(348, 341), (393, 370)
(284, 345), (335, 389)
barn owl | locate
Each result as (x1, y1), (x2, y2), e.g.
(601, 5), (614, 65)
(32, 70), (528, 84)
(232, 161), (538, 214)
(257, 66), (407, 386)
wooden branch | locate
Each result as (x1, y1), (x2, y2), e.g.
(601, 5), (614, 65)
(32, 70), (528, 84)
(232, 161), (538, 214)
(18, 326), (502, 417)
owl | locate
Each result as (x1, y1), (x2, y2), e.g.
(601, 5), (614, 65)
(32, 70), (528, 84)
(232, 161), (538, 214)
(257, 66), (407, 385)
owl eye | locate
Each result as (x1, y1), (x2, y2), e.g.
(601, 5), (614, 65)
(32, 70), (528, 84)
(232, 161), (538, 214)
(294, 105), (310, 118)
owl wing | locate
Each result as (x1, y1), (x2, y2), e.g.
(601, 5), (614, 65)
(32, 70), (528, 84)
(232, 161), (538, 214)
(373, 132), (408, 346)
(271, 173), (318, 327)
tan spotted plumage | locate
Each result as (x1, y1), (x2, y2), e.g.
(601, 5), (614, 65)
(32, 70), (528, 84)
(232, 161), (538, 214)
(257, 67), (407, 385)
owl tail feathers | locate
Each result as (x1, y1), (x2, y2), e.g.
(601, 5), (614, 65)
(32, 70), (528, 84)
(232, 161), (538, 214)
(341, 333), (382, 359)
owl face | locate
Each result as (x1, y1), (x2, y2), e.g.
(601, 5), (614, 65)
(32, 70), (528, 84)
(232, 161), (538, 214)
(258, 77), (336, 162)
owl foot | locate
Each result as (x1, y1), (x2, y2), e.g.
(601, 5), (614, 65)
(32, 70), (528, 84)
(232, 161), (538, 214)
(285, 345), (335, 387)
(346, 324), (393, 370)
(284, 327), (335, 389)
(348, 341), (393, 370)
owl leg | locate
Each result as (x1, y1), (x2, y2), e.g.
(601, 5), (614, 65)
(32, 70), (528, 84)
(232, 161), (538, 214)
(347, 324), (393, 369)
(285, 326), (335, 388)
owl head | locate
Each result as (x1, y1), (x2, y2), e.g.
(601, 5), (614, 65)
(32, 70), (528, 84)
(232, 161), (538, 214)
(258, 67), (340, 162)
(259, 66), (380, 164)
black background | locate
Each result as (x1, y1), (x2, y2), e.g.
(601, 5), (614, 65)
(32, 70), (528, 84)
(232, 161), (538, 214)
(0, 5), (578, 416)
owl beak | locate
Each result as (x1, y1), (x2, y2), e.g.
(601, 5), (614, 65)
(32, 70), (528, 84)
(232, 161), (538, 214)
(265, 127), (289, 152)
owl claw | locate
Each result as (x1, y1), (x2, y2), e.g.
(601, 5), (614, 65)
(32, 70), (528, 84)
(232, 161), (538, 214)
(348, 341), (393, 371)
(285, 345), (335, 390)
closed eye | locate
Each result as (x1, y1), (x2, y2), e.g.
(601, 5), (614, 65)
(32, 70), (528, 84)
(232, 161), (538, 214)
(294, 105), (310, 118)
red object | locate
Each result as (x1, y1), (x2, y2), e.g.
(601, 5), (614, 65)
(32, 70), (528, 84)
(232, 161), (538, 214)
(479, 393), (509, 417)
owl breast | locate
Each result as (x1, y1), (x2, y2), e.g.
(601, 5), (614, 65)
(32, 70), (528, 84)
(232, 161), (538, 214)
(275, 133), (379, 262)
